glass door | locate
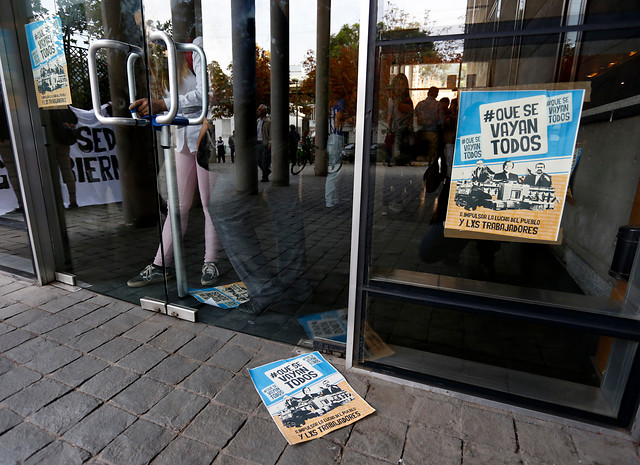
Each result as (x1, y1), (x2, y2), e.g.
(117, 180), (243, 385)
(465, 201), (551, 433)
(18, 0), (185, 314)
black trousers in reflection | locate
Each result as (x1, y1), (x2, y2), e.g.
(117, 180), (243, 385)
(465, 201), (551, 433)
(209, 172), (310, 312)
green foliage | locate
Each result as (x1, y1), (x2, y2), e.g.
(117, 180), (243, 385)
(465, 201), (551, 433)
(208, 61), (233, 119)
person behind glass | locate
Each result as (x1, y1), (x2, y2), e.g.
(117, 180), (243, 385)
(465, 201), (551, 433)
(51, 106), (79, 209)
(126, 36), (221, 288)
(442, 97), (458, 179)
(228, 130), (235, 163)
(386, 73), (414, 165)
(256, 104), (271, 182)
(415, 86), (443, 165)
(302, 130), (314, 164)
(216, 136), (226, 163)
(288, 124), (300, 165)
(494, 160), (519, 182)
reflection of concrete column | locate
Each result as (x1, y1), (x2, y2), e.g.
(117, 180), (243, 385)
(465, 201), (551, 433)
(271, 0), (289, 187)
(171, 0), (196, 42)
(314, 0), (330, 177)
(231, 0), (258, 195)
(101, 0), (157, 227)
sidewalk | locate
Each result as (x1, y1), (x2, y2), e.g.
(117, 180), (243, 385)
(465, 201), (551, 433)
(0, 272), (638, 465)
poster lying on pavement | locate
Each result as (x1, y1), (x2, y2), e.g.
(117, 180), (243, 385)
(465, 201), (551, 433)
(444, 89), (584, 242)
(298, 309), (394, 360)
(249, 351), (375, 444)
(190, 282), (249, 308)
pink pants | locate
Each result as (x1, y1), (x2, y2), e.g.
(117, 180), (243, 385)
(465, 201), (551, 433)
(153, 145), (219, 267)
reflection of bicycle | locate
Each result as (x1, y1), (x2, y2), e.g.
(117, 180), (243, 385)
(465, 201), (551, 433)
(291, 144), (315, 175)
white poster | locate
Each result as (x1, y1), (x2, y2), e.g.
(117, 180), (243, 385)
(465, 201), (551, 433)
(62, 106), (121, 207)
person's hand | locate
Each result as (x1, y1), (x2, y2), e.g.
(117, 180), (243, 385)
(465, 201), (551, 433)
(197, 120), (209, 149)
(129, 98), (167, 117)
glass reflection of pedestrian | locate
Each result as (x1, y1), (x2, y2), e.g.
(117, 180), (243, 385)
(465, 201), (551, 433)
(257, 104), (271, 182)
(216, 136), (226, 163)
(326, 95), (347, 208)
(228, 131), (235, 163)
(442, 98), (458, 179)
(127, 36), (222, 288)
(288, 125), (300, 165)
(415, 86), (443, 165)
(387, 73), (414, 166)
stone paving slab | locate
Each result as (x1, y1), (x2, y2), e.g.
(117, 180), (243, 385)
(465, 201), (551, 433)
(1, 276), (640, 465)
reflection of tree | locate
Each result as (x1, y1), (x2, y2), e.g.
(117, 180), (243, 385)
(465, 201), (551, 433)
(298, 24), (359, 122)
(255, 45), (271, 107)
(208, 61), (233, 119)
(58, 0), (102, 50)
(219, 45), (270, 117)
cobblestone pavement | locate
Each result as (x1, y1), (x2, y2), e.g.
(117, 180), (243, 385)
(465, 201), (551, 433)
(0, 273), (639, 465)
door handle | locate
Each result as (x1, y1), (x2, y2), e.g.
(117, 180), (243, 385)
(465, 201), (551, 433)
(174, 41), (208, 125)
(147, 31), (179, 125)
(87, 39), (146, 126)
(149, 31), (209, 126)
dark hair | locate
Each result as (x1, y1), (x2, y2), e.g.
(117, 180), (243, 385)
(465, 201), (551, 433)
(290, 124), (295, 131)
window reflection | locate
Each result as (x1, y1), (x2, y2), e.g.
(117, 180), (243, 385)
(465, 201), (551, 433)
(370, 1), (640, 304)
(0, 85), (35, 276)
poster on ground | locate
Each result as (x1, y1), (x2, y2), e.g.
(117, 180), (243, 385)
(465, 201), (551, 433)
(24, 17), (72, 108)
(249, 351), (375, 444)
(298, 309), (394, 360)
(444, 90), (585, 242)
(190, 282), (249, 308)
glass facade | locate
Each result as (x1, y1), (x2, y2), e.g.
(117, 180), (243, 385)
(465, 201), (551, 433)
(0, 71), (34, 277)
(358, 0), (640, 423)
(3, 0), (640, 428)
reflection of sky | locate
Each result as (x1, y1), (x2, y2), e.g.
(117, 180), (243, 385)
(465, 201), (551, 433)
(145, 0), (467, 70)
(38, 0), (467, 70)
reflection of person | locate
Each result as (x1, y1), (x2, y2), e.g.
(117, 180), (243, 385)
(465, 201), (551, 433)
(523, 162), (552, 187)
(257, 104), (271, 182)
(441, 97), (458, 178)
(415, 86), (443, 164)
(471, 160), (495, 183)
(216, 136), (226, 163)
(51, 107), (79, 209)
(209, 169), (311, 316)
(288, 125), (300, 165)
(228, 131), (235, 163)
(326, 96), (347, 207)
(127, 36), (221, 288)
(493, 160), (519, 182)
(386, 73), (414, 165)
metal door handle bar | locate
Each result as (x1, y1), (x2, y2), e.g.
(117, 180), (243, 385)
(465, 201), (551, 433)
(87, 39), (146, 126)
(174, 41), (208, 125)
